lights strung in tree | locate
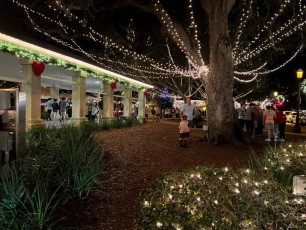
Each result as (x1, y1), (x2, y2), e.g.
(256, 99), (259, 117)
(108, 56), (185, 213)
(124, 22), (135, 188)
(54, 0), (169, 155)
(8, 0), (306, 99)
(24, 5), (193, 82)
(234, 0), (306, 66)
(234, 89), (254, 101)
(233, 0), (253, 60)
(187, 0), (204, 66)
(12, 0), (193, 79)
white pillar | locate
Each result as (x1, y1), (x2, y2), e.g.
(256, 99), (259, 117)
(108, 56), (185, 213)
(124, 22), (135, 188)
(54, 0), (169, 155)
(71, 72), (87, 125)
(49, 87), (59, 102)
(123, 87), (132, 117)
(102, 80), (114, 120)
(20, 58), (44, 130)
(137, 89), (146, 124)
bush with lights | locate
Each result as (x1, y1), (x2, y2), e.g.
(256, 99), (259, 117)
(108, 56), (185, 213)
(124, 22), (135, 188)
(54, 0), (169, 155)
(135, 142), (306, 229)
(249, 142), (306, 187)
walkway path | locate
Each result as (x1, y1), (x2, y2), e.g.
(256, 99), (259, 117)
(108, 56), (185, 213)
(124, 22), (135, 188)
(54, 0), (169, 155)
(63, 121), (278, 229)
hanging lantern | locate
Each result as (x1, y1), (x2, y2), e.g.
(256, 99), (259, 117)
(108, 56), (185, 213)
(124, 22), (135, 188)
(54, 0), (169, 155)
(32, 60), (45, 77)
(111, 81), (117, 90)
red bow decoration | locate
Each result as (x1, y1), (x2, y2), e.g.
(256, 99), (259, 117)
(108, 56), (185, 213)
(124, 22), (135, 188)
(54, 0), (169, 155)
(32, 60), (45, 77)
(144, 90), (147, 96)
(111, 81), (117, 90)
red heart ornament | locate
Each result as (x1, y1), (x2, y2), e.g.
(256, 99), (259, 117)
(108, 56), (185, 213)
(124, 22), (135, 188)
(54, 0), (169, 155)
(111, 81), (117, 90)
(32, 60), (45, 77)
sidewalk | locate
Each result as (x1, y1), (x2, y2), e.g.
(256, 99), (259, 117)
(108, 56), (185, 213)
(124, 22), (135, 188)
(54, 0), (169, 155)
(284, 123), (306, 137)
(43, 118), (72, 127)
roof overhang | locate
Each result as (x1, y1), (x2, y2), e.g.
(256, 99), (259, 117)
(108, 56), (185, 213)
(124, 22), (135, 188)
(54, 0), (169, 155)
(0, 32), (153, 90)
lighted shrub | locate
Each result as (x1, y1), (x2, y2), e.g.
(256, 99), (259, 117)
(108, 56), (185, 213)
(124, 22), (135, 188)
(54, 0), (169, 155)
(136, 166), (306, 229)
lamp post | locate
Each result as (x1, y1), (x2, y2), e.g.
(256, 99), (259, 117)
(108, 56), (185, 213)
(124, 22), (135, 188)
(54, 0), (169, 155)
(293, 68), (303, 133)
(273, 91), (278, 108)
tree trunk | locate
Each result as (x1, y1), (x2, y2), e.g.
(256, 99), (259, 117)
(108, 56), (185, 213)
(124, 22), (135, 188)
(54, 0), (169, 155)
(202, 0), (236, 144)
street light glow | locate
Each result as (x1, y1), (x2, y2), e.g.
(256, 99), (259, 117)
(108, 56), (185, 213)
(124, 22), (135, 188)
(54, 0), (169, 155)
(297, 68), (304, 79)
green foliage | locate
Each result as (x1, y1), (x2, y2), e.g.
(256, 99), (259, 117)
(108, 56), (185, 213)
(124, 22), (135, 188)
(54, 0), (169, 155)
(136, 142), (306, 229)
(249, 142), (306, 187)
(41, 112), (49, 120)
(125, 117), (140, 127)
(26, 125), (60, 156)
(0, 165), (61, 230)
(54, 133), (103, 199)
(0, 119), (141, 229)
(109, 116), (140, 129)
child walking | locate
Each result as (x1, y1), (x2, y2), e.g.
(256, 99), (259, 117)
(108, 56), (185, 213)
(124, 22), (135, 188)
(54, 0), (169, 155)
(179, 115), (190, 148)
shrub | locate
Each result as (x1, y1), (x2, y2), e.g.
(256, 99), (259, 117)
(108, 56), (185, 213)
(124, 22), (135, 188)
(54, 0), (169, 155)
(54, 133), (103, 199)
(136, 166), (306, 229)
(0, 165), (62, 230)
(249, 142), (306, 187)
(0, 119), (142, 228)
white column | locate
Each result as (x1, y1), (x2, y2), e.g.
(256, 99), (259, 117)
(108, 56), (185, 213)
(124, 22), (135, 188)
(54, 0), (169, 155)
(123, 87), (132, 117)
(49, 87), (59, 102)
(102, 80), (114, 120)
(137, 89), (146, 124)
(20, 58), (44, 130)
(71, 72), (87, 125)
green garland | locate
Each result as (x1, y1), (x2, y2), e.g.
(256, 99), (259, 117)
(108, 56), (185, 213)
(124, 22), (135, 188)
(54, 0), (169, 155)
(0, 40), (149, 90)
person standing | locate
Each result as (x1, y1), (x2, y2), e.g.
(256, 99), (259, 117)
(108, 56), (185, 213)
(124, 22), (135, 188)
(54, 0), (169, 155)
(245, 103), (254, 137)
(46, 98), (53, 121)
(263, 105), (276, 141)
(88, 101), (92, 120)
(52, 99), (59, 120)
(151, 107), (156, 121)
(94, 104), (99, 120)
(180, 97), (205, 128)
(277, 110), (287, 141)
(179, 115), (190, 148)
(175, 107), (180, 119)
(252, 104), (260, 138)
(59, 98), (67, 122)
(155, 106), (161, 121)
(145, 107), (148, 121)
(257, 108), (264, 137)
(67, 99), (72, 118)
(237, 103), (246, 129)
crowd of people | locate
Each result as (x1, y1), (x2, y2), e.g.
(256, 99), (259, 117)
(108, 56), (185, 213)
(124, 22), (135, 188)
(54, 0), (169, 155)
(177, 98), (289, 148)
(149, 97), (207, 148)
(43, 97), (288, 146)
(43, 98), (102, 123)
(150, 106), (181, 121)
(43, 98), (72, 123)
(237, 103), (287, 141)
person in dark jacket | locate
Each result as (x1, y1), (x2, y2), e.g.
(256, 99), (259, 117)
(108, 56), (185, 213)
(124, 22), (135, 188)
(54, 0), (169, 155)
(52, 99), (60, 120)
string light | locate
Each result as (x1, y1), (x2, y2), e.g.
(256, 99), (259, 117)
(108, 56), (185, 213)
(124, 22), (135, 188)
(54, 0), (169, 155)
(7, 0), (306, 99)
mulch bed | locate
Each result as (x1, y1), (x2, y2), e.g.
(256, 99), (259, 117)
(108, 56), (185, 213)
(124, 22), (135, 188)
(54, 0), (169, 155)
(60, 121), (300, 229)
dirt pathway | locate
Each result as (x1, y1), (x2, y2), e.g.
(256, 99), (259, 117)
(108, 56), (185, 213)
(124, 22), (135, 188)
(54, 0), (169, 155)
(63, 122), (270, 229)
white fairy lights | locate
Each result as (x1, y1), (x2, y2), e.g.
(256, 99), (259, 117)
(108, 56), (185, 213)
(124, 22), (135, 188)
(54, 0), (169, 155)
(8, 0), (306, 97)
